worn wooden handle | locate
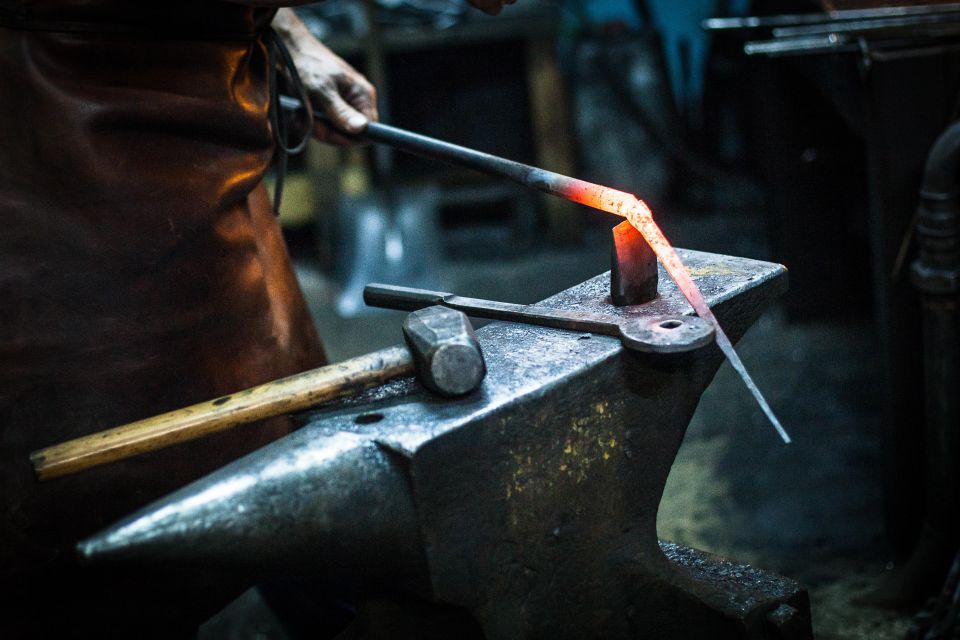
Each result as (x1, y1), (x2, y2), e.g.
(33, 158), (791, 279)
(30, 346), (414, 481)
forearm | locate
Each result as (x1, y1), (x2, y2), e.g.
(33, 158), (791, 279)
(271, 7), (316, 55)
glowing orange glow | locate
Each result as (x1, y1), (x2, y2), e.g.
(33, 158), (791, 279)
(561, 183), (791, 444)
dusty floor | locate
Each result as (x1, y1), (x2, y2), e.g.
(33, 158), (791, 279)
(205, 202), (915, 638)
(657, 307), (909, 639)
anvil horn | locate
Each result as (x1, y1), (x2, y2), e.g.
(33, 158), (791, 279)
(77, 430), (427, 588)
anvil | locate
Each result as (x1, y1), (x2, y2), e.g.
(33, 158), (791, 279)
(79, 249), (811, 639)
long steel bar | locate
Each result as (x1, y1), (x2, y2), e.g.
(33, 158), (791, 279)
(365, 284), (616, 334)
(743, 34), (960, 58)
(703, 3), (960, 31)
(772, 13), (960, 38)
(282, 94), (624, 204)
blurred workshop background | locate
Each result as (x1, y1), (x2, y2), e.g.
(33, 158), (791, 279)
(250, 1), (960, 638)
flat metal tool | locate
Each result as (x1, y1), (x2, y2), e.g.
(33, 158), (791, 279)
(363, 283), (714, 354)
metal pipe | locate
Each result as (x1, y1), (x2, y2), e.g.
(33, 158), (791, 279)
(772, 13), (960, 38)
(913, 120), (960, 522)
(899, 119), (960, 602)
(920, 120), (960, 200)
(703, 3), (960, 32)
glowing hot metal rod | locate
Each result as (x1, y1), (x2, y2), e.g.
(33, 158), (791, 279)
(575, 190), (791, 444)
(317, 110), (791, 443)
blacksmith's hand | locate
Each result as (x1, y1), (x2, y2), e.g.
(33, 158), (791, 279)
(273, 8), (378, 146)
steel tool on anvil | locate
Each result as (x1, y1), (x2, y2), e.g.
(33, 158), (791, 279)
(78, 248), (810, 640)
(364, 281), (714, 353)
(30, 306), (485, 480)
(361, 218), (715, 353)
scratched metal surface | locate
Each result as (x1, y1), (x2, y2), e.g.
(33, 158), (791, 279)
(309, 248), (786, 454)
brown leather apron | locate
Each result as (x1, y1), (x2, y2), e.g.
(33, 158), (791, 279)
(0, 2), (326, 633)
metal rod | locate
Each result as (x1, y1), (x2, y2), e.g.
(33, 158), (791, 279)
(703, 3), (960, 32)
(280, 95), (598, 205)
(359, 121), (595, 200)
(772, 13), (960, 38)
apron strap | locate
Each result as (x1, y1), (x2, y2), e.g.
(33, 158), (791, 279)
(266, 28), (313, 216)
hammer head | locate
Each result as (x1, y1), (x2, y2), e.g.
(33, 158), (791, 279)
(403, 306), (486, 397)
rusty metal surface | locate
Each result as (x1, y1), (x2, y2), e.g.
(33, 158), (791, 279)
(80, 249), (799, 639)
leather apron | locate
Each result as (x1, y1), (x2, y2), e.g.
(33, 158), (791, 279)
(0, 2), (326, 632)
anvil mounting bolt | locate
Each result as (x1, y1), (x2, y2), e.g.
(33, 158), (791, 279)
(611, 220), (658, 306)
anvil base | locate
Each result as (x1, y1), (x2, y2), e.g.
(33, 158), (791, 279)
(317, 540), (810, 639)
(657, 542), (811, 639)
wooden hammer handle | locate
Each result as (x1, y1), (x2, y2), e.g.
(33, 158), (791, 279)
(30, 346), (413, 481)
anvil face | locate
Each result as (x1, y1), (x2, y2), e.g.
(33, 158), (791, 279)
(80, 249), (807, 639)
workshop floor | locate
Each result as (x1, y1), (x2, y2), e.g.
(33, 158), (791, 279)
(278, 203), (913, 639)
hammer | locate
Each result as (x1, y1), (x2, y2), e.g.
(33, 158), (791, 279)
(30, 306), (485, 481)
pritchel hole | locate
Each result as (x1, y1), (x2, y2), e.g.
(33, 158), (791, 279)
(355, 413), (384, 425)
(659, 320), (682, 330)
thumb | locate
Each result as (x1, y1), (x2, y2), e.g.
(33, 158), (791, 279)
(323, 91), (369, 135)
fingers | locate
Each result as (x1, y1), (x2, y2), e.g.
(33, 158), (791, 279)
(321, 86), (369, 134)
(342, 72), (379, 124)
(310, 72), (379, 146)
(305, 63), (378, 146)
